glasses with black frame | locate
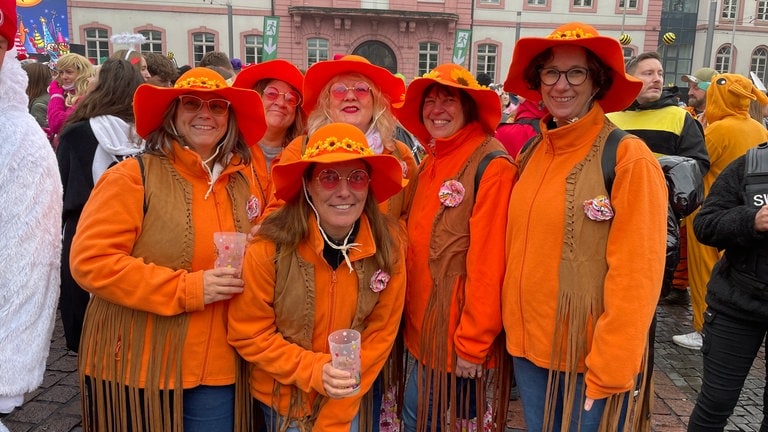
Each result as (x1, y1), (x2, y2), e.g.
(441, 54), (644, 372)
(539, 67), (590, 86)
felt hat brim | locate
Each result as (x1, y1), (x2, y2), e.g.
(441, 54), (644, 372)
(302, 55), (405, 113)
(503, 23), (642, 114)
(272, 122), (404, 204)
(232, 59), (306, 117)
(133, 68), (267, 146)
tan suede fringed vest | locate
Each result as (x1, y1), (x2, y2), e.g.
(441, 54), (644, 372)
(536, 121), (651, 432)
(417, 136), (514, 432)
(266, 244), (380, 431)
(79, 154), (252, 432)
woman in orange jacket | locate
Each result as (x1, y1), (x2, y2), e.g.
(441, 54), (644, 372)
(70, 67), (266, 431)
(501, 22), (668, 431)
(395, 63), (517, 432)
(228, 122), (407, 431)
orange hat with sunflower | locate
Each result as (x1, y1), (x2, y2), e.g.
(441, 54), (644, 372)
(503, 22), (642, 113)
(272, 122), (404, 203)
(394, 63), (501, 144)
(134, 67), (267, 146)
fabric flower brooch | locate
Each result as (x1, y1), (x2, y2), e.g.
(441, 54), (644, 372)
(583, 194), (614, 221)
(439, 180), (465, 207)
(370, 269), (390, 293)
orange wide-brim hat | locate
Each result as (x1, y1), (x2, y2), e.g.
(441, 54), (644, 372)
(394, 63), (501, 144)
(233, 59), (304, 102)
(503, 22), (642, 114)
(134, 67), (267, 146)
(301, 55), (405, 113)
(272, 122), (404, 203)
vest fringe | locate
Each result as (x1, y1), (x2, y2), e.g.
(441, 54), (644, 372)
(79, 296), (188, 432)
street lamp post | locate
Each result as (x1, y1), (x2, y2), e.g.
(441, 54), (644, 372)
(204, 0), (234, 59)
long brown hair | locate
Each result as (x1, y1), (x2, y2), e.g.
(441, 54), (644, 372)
(143, 98), (252, 166)
(64, 59), (144, 128)
(22, 62), (52, 104)
(258, 167), (402, 273)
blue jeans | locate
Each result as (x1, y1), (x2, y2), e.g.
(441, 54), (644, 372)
(182, 384), (235, 432)
(513, 357), (627, 432)
(402, 363), (477, 432)
(688, 309), (768, 432)
(260, 402), (360, 432)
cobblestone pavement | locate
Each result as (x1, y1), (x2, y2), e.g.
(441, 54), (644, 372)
(4, 302), (765, 432)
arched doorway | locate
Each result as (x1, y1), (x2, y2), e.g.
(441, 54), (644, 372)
(353, 41), (397, 74)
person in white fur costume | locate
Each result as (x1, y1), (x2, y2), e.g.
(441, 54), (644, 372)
(0, 0), (63, 429)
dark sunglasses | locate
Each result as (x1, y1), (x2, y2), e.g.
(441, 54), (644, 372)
(315, 169), (370, 191)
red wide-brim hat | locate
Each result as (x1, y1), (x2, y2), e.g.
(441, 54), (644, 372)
(233, 59), (306, 116)
(134, 67), (267, 146)
(301, 55), (405, 113)
(272, 122), (404, 203)
(503, 22), (642, 114)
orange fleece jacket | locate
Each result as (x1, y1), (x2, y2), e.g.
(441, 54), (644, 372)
(502, 106), (668, 400)
(70, 143), (250, 388)
(228, 214), (406, 430)
(404, 122), (517, 367)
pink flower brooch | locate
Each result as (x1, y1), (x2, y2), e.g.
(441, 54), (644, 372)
(583, 194), (614, 221)
(370, 269), (390, 293)
(438, 179), (465, 207)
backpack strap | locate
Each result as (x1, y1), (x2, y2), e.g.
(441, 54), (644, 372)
(136, 154), (148, 214)
(474, 150), (510, 201)
(601, 128), (628, 196)
(513, 117), (541, 134)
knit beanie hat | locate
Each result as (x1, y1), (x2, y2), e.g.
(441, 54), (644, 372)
(0, 0), (16, 47)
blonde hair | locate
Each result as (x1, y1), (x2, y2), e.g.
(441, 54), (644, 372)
(306, 73), (398, 151)
(55, 53), (95, 106)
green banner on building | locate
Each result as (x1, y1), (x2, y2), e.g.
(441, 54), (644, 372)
(262, 16), (280, 61)
(452, 29), (472, 66)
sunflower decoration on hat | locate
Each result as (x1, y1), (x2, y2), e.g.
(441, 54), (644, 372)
(503, 22), (642, 114)
(133, 67), (267, 147)
(394, 63), (501, 145)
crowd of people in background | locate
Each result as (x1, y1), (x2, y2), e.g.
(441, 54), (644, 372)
(4, 0), (768, 428)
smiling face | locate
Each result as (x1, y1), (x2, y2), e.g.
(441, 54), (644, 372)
(632, 57), (664, 104)
(56, 66), (78, 88)
(260, 79), (299, 138)
(421, 85), (467, 139)
(328, 73), (374, 132)
(540, 45), (596, 125)
(173, 93), (230, 160)
(307, 160), (369, 241)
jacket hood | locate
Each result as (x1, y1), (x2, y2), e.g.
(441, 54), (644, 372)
(513, 99), (548, 121)
(706, 73), (768, 124)
(626, 88), (679, 111)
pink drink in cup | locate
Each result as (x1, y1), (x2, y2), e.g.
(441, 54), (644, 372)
(328, 329), (361, 393)
(213, 232), (247, 277)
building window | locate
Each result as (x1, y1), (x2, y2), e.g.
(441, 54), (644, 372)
(479, 0), (500, 3)
(192, 32), (215, 66)
(715, 45), (732, 72)
(418, 42), (439, 76)
(722, 0), (737, 19)
(84, 27), (109, 65)
(619, 0), (638, 8)
(476, 44), (497, 82)
(527, 0), (546, 4)
(752, 47), (768, 84)
(758, 1), (768, 21)
(307, 38), (329, 68)
(140, 30), (162, 54)
(573, 0), (592, 6)
(244, 34), (262, 65)
(623, 47), (635, 63)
